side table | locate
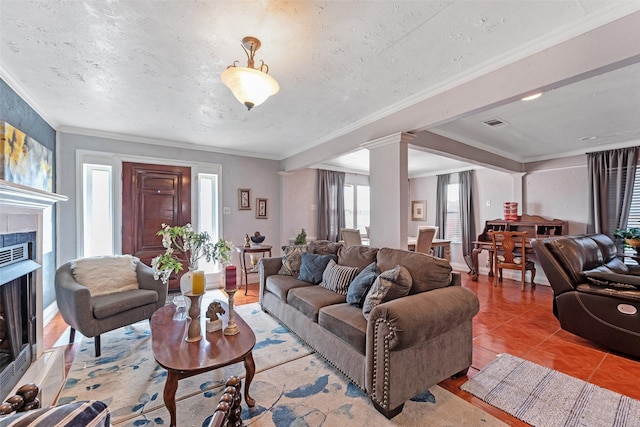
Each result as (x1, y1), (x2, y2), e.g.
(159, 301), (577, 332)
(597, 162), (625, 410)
(236, 244), (272, 295)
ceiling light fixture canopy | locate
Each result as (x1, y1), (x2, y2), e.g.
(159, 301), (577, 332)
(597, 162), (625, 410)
(221, 36), (279, 111)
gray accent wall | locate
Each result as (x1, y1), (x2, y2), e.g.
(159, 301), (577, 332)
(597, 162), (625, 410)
(0, 78), (57, 308)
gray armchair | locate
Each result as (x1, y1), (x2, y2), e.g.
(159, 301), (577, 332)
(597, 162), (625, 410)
(54, 258), (167, 357)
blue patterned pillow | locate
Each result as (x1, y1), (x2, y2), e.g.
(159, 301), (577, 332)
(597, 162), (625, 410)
(346, 261), (379, 307)
(320, 259), (360, 295)
(0, 401), (110, 427)
(297, 252), (338, 284)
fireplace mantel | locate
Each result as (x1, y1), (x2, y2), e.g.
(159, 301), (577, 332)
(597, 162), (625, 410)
(0, 180), (69, 404)
(0, 180), (68, 209)
(0, 179), (68, 359)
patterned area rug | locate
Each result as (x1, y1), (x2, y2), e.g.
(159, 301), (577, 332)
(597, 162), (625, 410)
(56, 292), (505, 426)
(120, 353), (507, 427)
(56, 296), (312, 424)
(461, 353), (640, 427)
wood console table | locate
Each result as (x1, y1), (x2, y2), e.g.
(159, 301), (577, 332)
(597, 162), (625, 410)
(471, 214), (567, 281)
(236, 245), (272, 295)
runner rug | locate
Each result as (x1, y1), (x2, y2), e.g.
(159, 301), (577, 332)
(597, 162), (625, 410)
(461, 353), (640, 427)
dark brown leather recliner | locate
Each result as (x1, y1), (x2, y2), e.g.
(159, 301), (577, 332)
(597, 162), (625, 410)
(532, 234), (640, 359)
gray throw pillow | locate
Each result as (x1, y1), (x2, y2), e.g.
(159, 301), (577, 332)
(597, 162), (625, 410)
(297, 252), (338, 284)
(346, 261), (379, 307)
(362, 265), (412, 319)
(320, 259), (360, 295)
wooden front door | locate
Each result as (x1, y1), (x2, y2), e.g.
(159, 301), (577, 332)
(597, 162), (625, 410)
(122, 162), (191, 291)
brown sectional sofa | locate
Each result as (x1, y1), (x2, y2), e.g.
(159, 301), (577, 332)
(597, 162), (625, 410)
(259, 242), (479, 418)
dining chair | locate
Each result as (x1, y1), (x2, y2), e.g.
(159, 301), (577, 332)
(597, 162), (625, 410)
(415, 227), (437, 255)
(341, 228), (363, 246)
(488, 230), (536, 291)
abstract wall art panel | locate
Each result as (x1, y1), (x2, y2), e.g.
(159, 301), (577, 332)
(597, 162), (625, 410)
(1, 121), (53, 192)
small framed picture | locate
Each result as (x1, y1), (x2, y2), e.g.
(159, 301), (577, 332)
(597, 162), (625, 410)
(411, 200), (426, 221)
(256, 198), (268, 219)
(238, 189), (251, 210)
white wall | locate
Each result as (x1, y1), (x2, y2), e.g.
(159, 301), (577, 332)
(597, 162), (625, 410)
(524, 165), (589, 234)
(280, 168), (317, 249)
(408, 175), (438, 233)
(56, 132), (281, 267)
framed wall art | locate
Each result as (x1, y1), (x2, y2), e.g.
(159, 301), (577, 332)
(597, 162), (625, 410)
(256, 198), (268, 219)
(411, 200), (426, 221)
(238, 188), (251, 210)
(1, 121), (53, 192)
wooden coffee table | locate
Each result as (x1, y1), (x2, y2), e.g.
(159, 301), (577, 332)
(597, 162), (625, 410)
(150, 300), (256, 427)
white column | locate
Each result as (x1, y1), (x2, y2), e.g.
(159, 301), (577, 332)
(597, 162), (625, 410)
(364, 133), (414, 249)
(511, 172), (526, 214)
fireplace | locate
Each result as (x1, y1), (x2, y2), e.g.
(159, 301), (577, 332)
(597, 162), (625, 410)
(0, 240), (39, 400)
(0, 180), (68, 404)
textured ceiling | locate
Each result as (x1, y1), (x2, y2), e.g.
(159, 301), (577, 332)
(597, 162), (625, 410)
(1, 1), (640, 174)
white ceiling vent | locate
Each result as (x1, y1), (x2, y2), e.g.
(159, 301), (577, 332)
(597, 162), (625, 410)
(483, 118), (509, 128)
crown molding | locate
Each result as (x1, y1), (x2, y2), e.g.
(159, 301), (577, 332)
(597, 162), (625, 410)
(57, 126), (282, 161)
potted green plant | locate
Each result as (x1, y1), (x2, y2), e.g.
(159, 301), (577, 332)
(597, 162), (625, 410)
(151, 223), (234, 290)
(614, 227), (640, 248)
(294, 228), (307, 245)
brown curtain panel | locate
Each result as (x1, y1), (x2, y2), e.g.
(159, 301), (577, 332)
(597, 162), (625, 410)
(317, 169), (345, 242)
(587, 147), (639, 235)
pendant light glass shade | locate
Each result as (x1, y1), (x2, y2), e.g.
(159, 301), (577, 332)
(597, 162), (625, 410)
(221, 66), (279, 110)
(222, 36), (279, 110)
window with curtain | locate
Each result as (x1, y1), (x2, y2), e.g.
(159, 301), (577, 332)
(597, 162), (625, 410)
(344, 184), (370, 234)
(445, 183), (462, 243)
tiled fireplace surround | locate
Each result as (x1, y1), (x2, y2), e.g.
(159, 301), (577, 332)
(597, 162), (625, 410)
(0, 180), (68, 405)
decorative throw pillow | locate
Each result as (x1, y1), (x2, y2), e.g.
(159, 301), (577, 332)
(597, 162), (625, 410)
(297, 252), (338, 284)
(362, 265), (413, 319)
(71, 255), (139, 297)
(320, 259), (360, 295)
(346, 261), (380, 307)
(278, 245), (309, 276)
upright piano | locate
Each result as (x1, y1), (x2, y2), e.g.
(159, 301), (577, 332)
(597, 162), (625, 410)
(471, 214), (568, 280)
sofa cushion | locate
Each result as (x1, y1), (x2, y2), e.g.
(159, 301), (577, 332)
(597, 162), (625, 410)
(376, 247), (452, 294)
(308, 240), (344, 255)
(362, 265), (412, 319)
(266, 275), (313, 301)
(320, 259), (360, 295)
(287, 286), (347, 322)
(278, 245), (309, 276)
(71, 255), (139, 297)
(318, 303), (367, 354)
(297, 252), (338, 284)
(337, 245), (379, 271)
(92, 289), (158, 319)
(346, 261), (380, 307)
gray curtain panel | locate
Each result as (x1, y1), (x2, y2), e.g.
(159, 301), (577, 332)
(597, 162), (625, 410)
(587, 147), (639, 235)
(459, 170), (476, 272)
(434, 174), (450, 258)
(317, 169), (345, 242)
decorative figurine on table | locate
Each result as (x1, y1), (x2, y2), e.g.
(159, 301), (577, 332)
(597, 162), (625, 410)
(244, 234), (251, 247)
(206, 301), (225, 332)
